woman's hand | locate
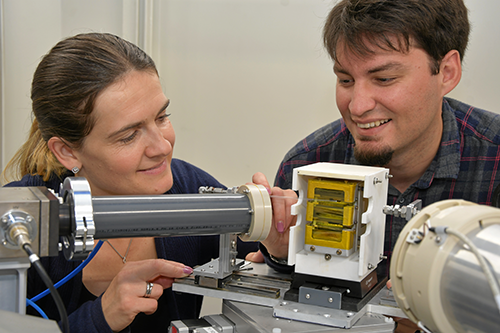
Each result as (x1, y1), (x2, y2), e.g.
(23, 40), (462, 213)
(245, 172), (297, 261)
(100, 259), (193, 332)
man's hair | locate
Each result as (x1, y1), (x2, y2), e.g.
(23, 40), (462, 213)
(323, 0), (470, 74)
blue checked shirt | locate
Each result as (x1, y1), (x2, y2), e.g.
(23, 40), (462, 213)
(274, 97), (500, 275)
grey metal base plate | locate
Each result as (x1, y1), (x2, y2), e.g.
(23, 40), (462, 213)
(174, 262), (405, 331)
(0, 310), (60, 333)
(222, 301), (395, 333)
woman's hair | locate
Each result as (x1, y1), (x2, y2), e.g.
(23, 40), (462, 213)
(2, 33), (158, 182)
(323, 0), (470, 74)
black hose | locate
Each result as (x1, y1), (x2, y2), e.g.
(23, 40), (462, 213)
(22, 243), (69, 333)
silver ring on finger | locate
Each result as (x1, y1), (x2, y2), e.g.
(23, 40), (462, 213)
(144, 282), (154, 298)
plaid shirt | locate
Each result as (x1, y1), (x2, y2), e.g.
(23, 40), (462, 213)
(274, 97), (500, 274)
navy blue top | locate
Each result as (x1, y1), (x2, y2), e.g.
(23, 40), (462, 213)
(6, 158), (259, 333)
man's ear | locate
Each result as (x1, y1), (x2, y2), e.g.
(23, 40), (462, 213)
(440, 49), (462, 96)
(47, 137), (81, 171)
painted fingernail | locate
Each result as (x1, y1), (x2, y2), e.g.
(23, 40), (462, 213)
(277, 221), (284, 233)
(183, 266), (193, 275)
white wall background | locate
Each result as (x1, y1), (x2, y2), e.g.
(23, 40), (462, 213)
(1, 0), (499, 188)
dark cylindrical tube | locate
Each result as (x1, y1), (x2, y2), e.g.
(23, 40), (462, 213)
(91, 193), (253, 239)
(58, 202), (72, 236)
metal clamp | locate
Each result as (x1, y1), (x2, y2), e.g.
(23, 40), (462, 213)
(198, 186), (238, 194)
(383, 199), (422, 221)
(59, 177), (95, 260)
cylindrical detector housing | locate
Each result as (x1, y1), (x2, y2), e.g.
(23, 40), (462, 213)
(390, 199), (500, 333)
(89, 183), (271, 242)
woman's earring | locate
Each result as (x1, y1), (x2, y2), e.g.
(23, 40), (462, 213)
(72, 166), (80, 174)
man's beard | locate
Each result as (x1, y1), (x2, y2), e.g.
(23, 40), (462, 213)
(354, 144), (394, 167)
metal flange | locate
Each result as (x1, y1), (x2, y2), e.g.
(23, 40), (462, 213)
(59, 177), (95, 260)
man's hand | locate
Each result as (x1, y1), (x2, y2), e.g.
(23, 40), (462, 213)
(386, 279), (420, 333)
(245, 250), (265, 263)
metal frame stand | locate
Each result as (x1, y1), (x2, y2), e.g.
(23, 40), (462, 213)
(0, 257), (29, 314)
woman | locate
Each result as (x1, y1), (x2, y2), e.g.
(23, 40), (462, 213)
(2, 33), (294, 333)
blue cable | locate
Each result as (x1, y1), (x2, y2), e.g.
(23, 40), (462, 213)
(28, 240), (104, 303)
(26, 298), (49, 319)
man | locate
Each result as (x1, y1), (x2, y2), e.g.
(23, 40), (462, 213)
(271, 1), (500, 331)
(275, 0), (500, 282)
